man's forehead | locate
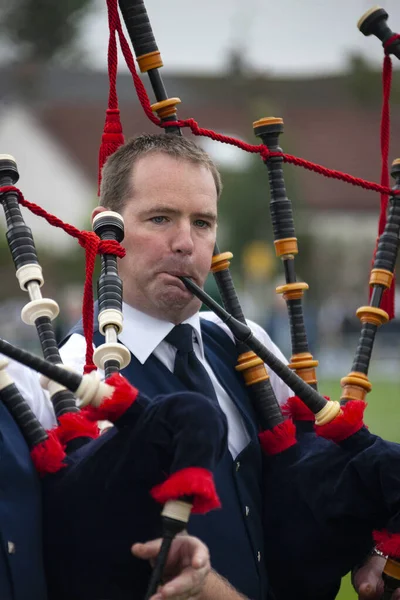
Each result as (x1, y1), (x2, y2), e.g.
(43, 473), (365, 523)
(128, 152), (218, 197)
(132, 151), (166, 168)
(130, 151), (214, 177)
(132, 151), (184, 168)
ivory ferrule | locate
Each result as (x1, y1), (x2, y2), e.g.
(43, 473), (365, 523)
(161, 500), (192, 523)
(93, 342), (131, 371)
(315, 400), (341, 426)
(21, 298), (59, 325)
(76, 372), (115, 408)
(16, 263), (44, 291)
(98, 309), (123, 335)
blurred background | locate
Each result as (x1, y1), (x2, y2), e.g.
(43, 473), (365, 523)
(0, 1), (400, 596)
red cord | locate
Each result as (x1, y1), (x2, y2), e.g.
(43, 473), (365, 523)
(0, 186), (125, 373)
(1, 2), (399, 375)
(104, 0), (400, 200)
(106, 0), (400, 318)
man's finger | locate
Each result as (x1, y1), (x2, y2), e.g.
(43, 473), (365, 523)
(357, 581), (379, 599)
(354, 555), (386, 599)
(132, 539), (162, 559)
(190, 543), (209, 570)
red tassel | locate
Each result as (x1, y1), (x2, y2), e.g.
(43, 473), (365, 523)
(30, 430), (67, 476)
(258, 419), (297, 456)
(369, 53), (395, 319)
(315, 400), (366, 443)
(282, 395), (315, 422)
(374, 529), (400, 559)
(151, 467), (221, 515)
(83, 373), (138, 423)
(98, 108), (125, 194)
(54, 412), (100, 445)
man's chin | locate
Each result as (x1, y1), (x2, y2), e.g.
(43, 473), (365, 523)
(158, 289), (201, 318)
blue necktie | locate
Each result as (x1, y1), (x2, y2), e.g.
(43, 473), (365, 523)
(165, 324), (218, 403)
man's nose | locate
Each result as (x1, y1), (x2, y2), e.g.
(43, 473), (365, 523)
(171, 222), (194, 254)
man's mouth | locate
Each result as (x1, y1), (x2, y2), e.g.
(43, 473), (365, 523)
(163, 270), (194, 280)
(161, 272), (194, 288)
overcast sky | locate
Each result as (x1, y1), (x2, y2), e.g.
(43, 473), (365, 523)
(80, 0), (400, 75)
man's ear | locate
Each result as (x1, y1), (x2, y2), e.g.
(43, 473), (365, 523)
(91, 206), (108, 223)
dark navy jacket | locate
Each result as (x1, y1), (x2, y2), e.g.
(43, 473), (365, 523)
(44, 316), (269, 600)
(50, 312), (400, 600)
(0, 401), (48, 600)
(115, 319), (268, 600)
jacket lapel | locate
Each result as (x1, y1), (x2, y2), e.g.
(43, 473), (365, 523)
(201, 321), (259, 441)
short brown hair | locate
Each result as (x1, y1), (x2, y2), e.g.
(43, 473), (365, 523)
(99, 133), (222, 213)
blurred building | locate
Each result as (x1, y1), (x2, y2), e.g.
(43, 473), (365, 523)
(0, 64), (399, 374)
(0, 65), (392, 252)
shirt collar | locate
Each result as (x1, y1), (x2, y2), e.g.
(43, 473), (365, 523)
(118, 303), (205, 364)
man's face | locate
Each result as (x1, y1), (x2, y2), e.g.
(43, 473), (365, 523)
(118, 152), (218, 323)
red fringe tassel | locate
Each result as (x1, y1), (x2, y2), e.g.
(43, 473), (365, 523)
(30, 430), (67, 476)
(151, 467), (220, 515)
(83, 373), (139, 423)
(258, 419), (297, 456)
(315, 400), (366, 443)
(282, 395), (316, 422)
(54, 412), (100, 445)
(374, 529), (400, 559)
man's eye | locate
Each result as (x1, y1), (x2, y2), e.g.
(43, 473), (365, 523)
(194, 219), (211, 228)
(150, 216), (167, 224)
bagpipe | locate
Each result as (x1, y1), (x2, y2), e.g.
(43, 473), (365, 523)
(0, 150), (229, 599)
(1, 1), (400, 599)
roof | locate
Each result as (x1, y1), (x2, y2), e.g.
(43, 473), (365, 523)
(1, 65), (398, 212)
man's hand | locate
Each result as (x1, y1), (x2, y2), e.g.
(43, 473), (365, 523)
(353, 554), (400, 599)
(132, 535), (210, 600)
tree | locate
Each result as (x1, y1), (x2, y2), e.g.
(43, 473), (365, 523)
(0, 0), (95, 65)
(345, 51), (400, 106)
(217, 151), (311, 280)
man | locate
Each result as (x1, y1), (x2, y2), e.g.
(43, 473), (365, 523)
(7, 133), (396, 599)
(32, 132), (287, 600)
(5, 132), (282, 600)
(60, 132), (400, 599)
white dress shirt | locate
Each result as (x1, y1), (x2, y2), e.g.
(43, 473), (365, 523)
(3, 305), (293, 458)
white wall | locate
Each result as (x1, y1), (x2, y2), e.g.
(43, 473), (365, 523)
(302, 210), (378, 242)
(0, 104), (95, 254)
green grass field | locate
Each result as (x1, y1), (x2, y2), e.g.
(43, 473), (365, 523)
(318, 379), (400, 599)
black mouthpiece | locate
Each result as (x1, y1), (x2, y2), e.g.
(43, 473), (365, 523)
(358, 7), (400, 59)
